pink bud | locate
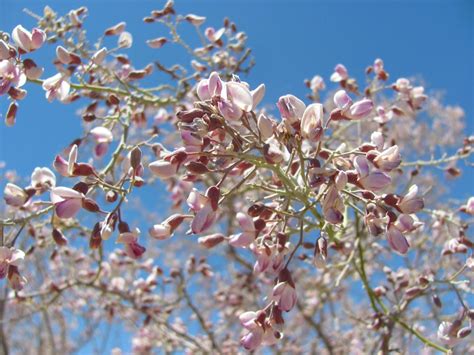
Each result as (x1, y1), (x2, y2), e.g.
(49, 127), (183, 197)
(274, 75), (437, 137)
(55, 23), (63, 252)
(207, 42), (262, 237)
(4, 183), (28, 207)
(185, 14), (206, 26)
(386, 224), (409, 254)
(149, 223), (172, 240)
(149, 160), (178, 179)
(348, 98), (373, 119)
(146, 37), (167, 49)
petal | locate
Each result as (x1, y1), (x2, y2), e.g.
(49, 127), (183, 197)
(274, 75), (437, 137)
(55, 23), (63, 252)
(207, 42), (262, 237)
(55, 198), (82, 219)
(226, 82), (253, 112)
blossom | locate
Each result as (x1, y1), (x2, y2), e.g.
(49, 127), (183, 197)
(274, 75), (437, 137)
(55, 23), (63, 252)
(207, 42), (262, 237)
(263, 136), (290, 164)
(204, 27), (225, 42)
(0, 247), (25, 279)
(330, 64), (348, 82)
(12, 25), (46, 52)
(460, 197), (474, 215)
(322, 185), (344, 224)
(50, 186), (84, 219)
(229, 212), (257, 248)
(42, 73), (70, 102)
(187, 188), (218, 234)
(185, 14), (206, 26)
(90, 126), (113, 157)
(30, 167), (56, 192)
(333, 90), (352, 112)
(310, 75), (325, 93)
(354, 156), (391, 191)
(4, 183), (29, 207)
(372, 145), (401, 172)
(0, 60), (26, 96)
(54, 144), (78, 177)
(277, 94), (306, 126)
(437, 321), (465, 347)
(272, 281), (297, 311)
(117, 228), (146, 259)
(397, 185), (424, 214)
(333, 90), (373, 119)
(300, 103), (324, 141)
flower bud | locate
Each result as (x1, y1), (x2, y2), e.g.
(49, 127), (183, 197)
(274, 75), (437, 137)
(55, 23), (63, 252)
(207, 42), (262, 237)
(52, 228), (68, 246)
(198, 233), (225, 248)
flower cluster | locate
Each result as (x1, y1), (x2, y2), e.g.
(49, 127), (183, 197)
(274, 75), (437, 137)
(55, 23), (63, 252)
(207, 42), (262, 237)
(1, 2), (473, 354)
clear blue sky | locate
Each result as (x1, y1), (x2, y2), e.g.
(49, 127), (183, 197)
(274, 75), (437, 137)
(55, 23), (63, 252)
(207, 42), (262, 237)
(0, 0), (473, 352)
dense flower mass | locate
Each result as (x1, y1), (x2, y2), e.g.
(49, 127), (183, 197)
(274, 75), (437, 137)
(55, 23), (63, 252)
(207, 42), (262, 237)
(0, 2), (473, 354)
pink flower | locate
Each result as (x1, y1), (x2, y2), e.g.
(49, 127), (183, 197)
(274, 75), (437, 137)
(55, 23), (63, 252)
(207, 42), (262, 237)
(322, 186), (344, 224)
(53, 144), (78, 177)
(240, 327), (264, 351)
(187, 189), (218, 234)
(117, 228), (146, 259)
(229, 212), (257, 248)
(372, 145), (401, 172)
(310, 75), (325, 93)
(204, 27), (225, 42)
(397, 185), (424, 214)
(277, 94), (306, 125)
(330, 64), (348, 82)
(437, 321), (464, 347)
(374, 106), (393, 124)
(3, 183), (29, 207)
(272, 281), (297, 311)
(12, 25), (46, 52)
(217, 81), (253, 121)
(333, 90), (353, 112)
(90, 126), (113, 157)
(150, 214), (185, 240)
(300, 103), (324, 141)
(42, 73), (70, 102)
(373, 58), (384, 75)
(50, 186), (84, 219)
(185, 14), (206, 26)
(460, 197), (474, 215)
(31, 167), (56, 192)
(239, 311), (265, 350)
(0, 247), (25, 279)
(263, 136), (290, 164)
(354, 156), (391, 191)
(0, 60), (26, 96)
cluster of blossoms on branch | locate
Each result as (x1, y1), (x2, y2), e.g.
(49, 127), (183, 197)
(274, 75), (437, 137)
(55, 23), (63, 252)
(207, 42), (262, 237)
(1, 2), (474, 353)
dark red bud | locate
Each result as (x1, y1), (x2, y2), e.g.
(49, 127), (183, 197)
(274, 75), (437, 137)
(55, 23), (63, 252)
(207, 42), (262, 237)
(206, 186), (220, 211)
(52, 228), (68, 246)
(82, 198), (100, 213)
(72, 181), (89, 195)
(73, 163), (95, 176)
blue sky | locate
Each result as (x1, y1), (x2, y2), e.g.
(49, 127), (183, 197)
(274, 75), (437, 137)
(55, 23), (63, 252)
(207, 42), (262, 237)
(0, 0), (473, 352)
